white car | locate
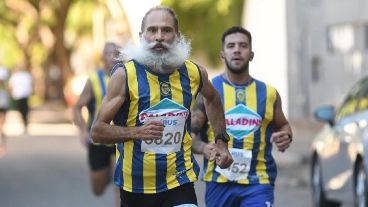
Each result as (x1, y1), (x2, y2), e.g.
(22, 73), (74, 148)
(311, 77), (368, 207)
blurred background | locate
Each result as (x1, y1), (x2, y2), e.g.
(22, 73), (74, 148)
(0, 0), (365, 206)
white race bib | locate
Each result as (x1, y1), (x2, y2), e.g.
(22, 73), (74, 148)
(141, 116), (186, 154)
(139, 98), (189, 154)
(215, 148), (252, 181)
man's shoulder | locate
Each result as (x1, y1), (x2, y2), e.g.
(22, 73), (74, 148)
(252, 78), (277, 94)
(211, 74), (224, 84)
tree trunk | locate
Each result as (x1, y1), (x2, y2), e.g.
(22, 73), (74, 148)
(44, 0), (73, 103)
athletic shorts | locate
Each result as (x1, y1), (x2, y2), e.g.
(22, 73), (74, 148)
(205, 182), (274, 207)
(120, 182), (198, 207)
(88, 143), (115, 171)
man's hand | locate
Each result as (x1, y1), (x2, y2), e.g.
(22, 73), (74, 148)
(136, 121), (165, 140)
(79, 130), (89, 147)
(215, 140), (233, 169)
(203, 143), (217, 161)
(271, 131), (292, 152)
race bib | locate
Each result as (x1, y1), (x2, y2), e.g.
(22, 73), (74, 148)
(215, 148), (252, 181)
(139, 98), (189, 154)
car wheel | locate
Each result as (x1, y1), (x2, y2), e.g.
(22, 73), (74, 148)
(354, 161), (368, 207)
(311, 156), (327, 207)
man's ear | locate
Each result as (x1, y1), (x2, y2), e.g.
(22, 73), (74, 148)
(220, 51), (225, 60)
(250, 52), (254, 61)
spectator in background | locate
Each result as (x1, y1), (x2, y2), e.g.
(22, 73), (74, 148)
(0, 66), (10, 157)
(9, 65), (33, 134)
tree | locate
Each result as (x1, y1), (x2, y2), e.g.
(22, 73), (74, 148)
(162, 0), (245, 68)
(0, 0), (95, 102)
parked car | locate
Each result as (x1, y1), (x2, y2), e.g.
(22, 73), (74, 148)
(311, 77), (368, 207)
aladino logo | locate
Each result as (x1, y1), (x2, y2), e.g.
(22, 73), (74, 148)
(225, 104), (262, 140)
(139, 98), (189, 123)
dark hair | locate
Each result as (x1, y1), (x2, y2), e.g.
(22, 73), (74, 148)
(141, 6), (179, 33)
(221, 26), (252, 48)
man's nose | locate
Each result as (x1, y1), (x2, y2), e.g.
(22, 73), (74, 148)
(155, 30), (164, 42)
(233, 45), (241, 54)
(234, 45), (241, 52)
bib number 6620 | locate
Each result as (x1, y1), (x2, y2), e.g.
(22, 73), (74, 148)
(144, 131), (182, 145)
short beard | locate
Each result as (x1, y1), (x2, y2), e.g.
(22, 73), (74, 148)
(117, 36), (191, 74)
(225, 59), (249, 74)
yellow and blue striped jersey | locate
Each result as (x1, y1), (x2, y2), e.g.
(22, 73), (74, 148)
(87, 69), (109, 130)
(113, 60), (202, 193)
(201, 75), (277, 185)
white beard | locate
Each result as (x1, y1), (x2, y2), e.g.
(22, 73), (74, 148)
(117, 36), (191, 74)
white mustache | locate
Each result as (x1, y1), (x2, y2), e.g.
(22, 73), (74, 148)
(146, 41), (173, 50)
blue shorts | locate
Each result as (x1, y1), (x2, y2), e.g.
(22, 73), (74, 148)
(205, 182), (274, 207)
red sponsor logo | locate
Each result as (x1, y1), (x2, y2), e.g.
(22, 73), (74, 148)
(225, 118), (261, 126)
(139, 111), (189, 121)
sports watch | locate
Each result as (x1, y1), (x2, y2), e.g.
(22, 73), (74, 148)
(215, 132), (230, 143)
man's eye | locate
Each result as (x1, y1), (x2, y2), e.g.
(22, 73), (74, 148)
(148, 28), (156, 33)
(163, 28), (171, 33)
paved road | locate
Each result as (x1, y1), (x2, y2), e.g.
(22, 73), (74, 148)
(0, 109), (317, 207)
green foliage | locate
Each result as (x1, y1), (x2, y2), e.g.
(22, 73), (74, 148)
(0, 25), (22, 68)
(66, 1), (95, 34)
(162, 0), (245, 68)
(30, 43), (48, 66)
(0, 0), (95, 68)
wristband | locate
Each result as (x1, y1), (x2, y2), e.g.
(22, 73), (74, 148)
(215, 132), (229, 143)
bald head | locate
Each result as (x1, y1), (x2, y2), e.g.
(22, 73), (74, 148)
(102, 42), (120, 74)
(141, 6), (179, 33)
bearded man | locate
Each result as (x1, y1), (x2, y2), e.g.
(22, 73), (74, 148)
(91, 6), (233, 207)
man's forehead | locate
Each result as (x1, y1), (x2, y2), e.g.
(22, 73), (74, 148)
(225, 33), (250, 44)
(144, 10), (175, 29)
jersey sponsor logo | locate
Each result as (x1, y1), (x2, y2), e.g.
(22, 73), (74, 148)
(139, 98), (189, 123)
(225, 104), (262, 139)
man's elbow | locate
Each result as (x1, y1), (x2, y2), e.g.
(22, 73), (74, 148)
(90, 123), (104, 143)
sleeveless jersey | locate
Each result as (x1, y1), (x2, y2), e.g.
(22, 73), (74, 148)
(113, 60), (202, 193)
(201, 75), (278, 185)
(87, 69), (109, 130)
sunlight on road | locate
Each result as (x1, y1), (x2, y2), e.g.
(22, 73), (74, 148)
(4, 111), (77, 137)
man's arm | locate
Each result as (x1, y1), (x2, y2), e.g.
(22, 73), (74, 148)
(198, 67), (226, 137)
(91, 67), (164, 144)
(198, 66), (233, 168)
(270, 91), (293, 151)
(191, 95), (216, 160)
(73, 79), (93, 146)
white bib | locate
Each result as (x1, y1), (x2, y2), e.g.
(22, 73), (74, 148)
(141, 116), (186, 154)
(138, 98), (189, 154)
(215, 148), (252, 181)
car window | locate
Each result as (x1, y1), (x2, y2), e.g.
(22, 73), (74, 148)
(335, 77), (368, 121)
(356, 78), (368, 112)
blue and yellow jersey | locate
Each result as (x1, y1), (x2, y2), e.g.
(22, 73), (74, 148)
(113, 60), (202, 193)
(87, 69), (109, 130)
(201, 74), (278, 185)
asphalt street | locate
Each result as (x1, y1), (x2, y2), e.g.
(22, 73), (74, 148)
(0, 108), (319, 207)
